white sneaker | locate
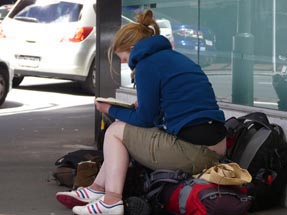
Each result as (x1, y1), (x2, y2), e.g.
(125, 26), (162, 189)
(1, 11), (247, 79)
(56, 187), (105, 209)
(72, 199), (124, 215)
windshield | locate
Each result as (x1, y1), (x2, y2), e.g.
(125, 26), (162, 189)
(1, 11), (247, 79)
(9, 0), (83, 23)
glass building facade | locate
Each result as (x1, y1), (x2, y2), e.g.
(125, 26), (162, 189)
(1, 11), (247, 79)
(121, 0), (287, 112)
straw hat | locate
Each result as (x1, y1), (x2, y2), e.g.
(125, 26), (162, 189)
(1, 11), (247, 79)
(193, 163), (252, 185)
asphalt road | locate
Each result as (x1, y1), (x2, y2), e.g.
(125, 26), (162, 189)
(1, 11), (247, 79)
(1, 77), (95, 116)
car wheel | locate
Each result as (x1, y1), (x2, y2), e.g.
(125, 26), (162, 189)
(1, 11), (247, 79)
(80, 60), (96, 95)
(12, 76), (24, 88)
(0, 68), (9, 106)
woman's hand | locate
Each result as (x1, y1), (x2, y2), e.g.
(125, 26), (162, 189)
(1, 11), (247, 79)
(95, 100), (111, 114)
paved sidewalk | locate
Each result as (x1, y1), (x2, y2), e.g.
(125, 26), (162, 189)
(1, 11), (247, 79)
(0, 103), (286, 215)
(0, 104), (95, 215)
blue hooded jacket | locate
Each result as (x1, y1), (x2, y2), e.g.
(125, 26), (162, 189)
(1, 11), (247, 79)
(109, 35), (225, 135)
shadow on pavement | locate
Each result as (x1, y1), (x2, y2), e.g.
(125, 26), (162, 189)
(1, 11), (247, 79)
(16, 81), (92, 96)
(0, 100), (23, 109)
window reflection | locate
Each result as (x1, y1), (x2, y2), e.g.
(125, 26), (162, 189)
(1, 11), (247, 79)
(11, 1), (82, 23)
(121, 0), (287, 111)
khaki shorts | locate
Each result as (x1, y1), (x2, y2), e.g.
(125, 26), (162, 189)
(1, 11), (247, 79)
(123, 124), (223, 175)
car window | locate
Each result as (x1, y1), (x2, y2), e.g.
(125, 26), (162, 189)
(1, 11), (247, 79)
(9, 0), (83, 23)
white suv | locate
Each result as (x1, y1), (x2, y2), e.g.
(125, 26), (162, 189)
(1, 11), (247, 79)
(1, 0), (97, 94)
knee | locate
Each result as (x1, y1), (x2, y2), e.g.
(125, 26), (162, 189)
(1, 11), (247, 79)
(104, 121), (126, 139)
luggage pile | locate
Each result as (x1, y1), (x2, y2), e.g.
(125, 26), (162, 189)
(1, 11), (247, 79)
(51, 112), (287, 215)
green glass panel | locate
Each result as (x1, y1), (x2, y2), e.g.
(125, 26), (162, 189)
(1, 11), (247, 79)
(121, 0), (287, 111)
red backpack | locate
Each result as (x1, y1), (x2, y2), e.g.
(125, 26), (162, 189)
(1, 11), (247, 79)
(144, 169), (252, 215)
(164, 178), (252, 215)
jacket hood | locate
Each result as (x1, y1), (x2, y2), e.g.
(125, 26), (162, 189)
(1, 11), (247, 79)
(128, 35), (172, 70)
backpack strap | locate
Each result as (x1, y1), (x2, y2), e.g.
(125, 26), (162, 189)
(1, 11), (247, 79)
(149, 169), (189, 185)
(224, 117), (245, 137)
(238, 127), (272, 169)
(146, 184), (165, 200)
(238, 112), (271, 129)
(145, 169), (190, 200)
(178, 178), (209, 214)
(198, 186), (250, 202)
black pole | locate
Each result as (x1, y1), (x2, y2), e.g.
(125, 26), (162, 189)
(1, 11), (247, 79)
(94, 0), (121, 149)
(231, 0), (254, 106)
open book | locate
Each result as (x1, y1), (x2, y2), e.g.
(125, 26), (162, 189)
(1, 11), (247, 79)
(96, 97), (134, 108)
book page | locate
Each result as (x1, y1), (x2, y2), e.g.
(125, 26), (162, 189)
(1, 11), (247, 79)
(96, 97), (134, 108)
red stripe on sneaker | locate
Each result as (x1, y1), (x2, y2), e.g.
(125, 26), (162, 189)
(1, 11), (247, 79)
(88, 205), (94, 214)
(96, 202), (102, 214)
(83, 188), (90, 198)
(76, 191), (81, 198)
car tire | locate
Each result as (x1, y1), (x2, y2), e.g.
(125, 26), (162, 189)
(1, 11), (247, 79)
(12, 76), (24, 88)
(0, 67), (9, 106)
(80, 59), (96, 95)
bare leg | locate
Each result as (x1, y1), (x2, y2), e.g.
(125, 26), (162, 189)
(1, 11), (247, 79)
(90, 121), (129, 195)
